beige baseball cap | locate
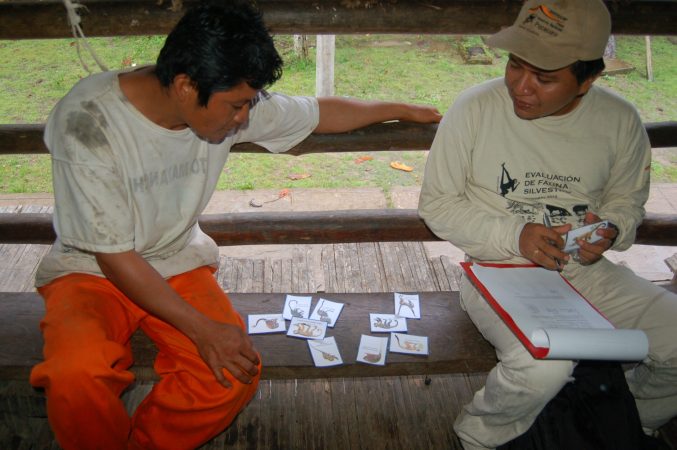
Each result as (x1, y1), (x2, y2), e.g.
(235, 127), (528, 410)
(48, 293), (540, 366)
(486, 0), (611, 70)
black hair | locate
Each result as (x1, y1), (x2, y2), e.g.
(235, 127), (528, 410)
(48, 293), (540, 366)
(570, 58), (605, 85)
(155, 2), (283, 106)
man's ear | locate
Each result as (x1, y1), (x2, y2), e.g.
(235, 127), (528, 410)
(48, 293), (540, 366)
(578, 73), (599, 97)
(172, 74), (196, 102)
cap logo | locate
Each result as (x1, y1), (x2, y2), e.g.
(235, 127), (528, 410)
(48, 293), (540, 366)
(520, 5), (568, 37)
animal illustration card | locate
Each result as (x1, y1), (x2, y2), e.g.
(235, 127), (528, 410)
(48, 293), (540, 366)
(308, 336), (343, 367)
(357, 335), (388, 366)
(283, 295), (312, 320)
(389, 333), (429, 356)
(287, 317), (327, 340)
(248, 314), (286, 334)
(309, 298), (344, 328)
(370, 313), (407, 333)
(394, 292), (421, 319)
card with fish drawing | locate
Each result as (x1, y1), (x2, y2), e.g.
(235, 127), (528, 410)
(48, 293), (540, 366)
(309, 298), (344, 328)
(369, 313), (407, 333)
(389, 333), (429, 356)
(287, 317), (327, 340)
(357, 335), (388, 366)
(393, 292), (421, 319)
(308, 336), (343, 367)
(248, 314), (286, 334)
(283, 295), (312, 320)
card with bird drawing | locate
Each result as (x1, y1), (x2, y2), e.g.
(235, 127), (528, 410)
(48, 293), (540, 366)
(287, 317), (327, 340)
(357, 335), (388, 366)
(394, 292), (421, 319)
(308, 336), (344, 367)
(309, 298), (344, 328)
(283, 294), (312, 320)
(370, 313), (407, 333)
(389, 333), (429, 356)
(248, 314), (286, 334)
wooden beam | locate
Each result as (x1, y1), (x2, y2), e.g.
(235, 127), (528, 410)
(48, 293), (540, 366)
(1, 210), (676, 247)
(1, 1), (676, 40)
(1, 121), (676, 156)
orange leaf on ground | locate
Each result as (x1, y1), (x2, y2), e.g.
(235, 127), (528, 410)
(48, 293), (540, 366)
(288, 173), (311, 180)
(354, 155), (374, 164)
(278, 188), (291, 198)
(390, 161), (413, 172)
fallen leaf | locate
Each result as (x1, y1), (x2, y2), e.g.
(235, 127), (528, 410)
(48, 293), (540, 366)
(354, 155), (373, 164)
(278, 188), (291, 198)
(390, 161), (413, 172)
(288, 173), (311, 180)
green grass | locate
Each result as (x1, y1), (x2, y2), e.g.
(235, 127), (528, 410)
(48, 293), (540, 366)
(1, 34), (675, 194)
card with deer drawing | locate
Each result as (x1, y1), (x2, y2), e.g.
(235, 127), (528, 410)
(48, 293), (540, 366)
(308, 336), (343, 367)
(394, 292), (421, 319)
(248, 314), (286, 334)
(389, 332), (429, 356)
(283, 295), (312, 320)
(370, 313), (407, 333)
(287, 317), (327, 340)
(309, 298), (344, 328)
(357, 335), (388, 366)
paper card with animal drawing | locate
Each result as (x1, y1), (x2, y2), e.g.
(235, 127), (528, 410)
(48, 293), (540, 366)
(389, 333), (429, 356)
(309, 298), (344, 328)
(287, 317), (327, 340)
(248, 314), (286, 334)
(283, 295), (312, 320)
(370, 313), (408, 333)
(308, 336), (343, 367)
(394, 292), (421, 319)
(357, 335), (388, 366)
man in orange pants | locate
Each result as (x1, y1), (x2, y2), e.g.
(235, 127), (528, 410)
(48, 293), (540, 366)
(30, 2), (442, 448)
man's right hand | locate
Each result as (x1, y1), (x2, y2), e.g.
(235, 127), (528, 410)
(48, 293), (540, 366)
(519, 222), (571, 271)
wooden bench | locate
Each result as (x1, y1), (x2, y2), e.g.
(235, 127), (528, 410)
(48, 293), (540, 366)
(0, 290), (497, 382)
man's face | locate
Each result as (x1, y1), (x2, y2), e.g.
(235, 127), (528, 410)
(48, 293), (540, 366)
(504, 55), (595, 120)
(183, 81), (259, 144)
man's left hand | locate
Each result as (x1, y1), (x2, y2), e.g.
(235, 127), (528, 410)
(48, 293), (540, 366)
(575, 212), (618, 265)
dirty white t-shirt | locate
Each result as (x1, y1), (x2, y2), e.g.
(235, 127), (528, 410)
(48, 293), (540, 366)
(36, 69), (319, 287)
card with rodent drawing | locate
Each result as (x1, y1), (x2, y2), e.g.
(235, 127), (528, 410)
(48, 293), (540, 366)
(394, 292), (421, 319)
(357, 335), (388, 366)
(248, 314), (286, 334)
(389, 333), (429, 356)
(309, 298), (344, 328)
(287, 317), (327, 340)
(283, 295), (312, 320)
(370, 313), (407, 333)
(308, 337), (343, 367)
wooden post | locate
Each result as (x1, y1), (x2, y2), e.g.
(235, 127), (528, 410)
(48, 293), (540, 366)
(645, 36), (654, 82)
(315, 35), (335, 97)
(293, 34), (309, 60)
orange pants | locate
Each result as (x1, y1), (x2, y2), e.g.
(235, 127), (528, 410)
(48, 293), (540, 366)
(29, 266), (261, 450)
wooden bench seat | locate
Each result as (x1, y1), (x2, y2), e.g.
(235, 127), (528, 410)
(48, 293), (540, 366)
(0, 291), (497, 382)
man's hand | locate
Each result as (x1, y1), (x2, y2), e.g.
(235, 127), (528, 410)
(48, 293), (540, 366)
(574, 212), (618, 265)
(192, 319), (260, 388)
(519, 222), (571, 271)
(399, 104), (443, 123)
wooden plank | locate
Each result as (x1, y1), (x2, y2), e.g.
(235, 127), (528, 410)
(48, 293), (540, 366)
(4, 209), (677, 247)
(2, 121), (676, 156)
(1, 0), (675, 40)
(0, 291), (496, 381)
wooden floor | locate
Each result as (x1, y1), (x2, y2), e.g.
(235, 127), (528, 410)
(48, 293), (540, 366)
(2, 204), (675, 449)
(0, 204), (480, 449)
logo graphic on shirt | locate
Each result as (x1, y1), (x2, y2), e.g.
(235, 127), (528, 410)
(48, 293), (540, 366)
(520, 4), (567, 36)
(498, 162), (520, 197)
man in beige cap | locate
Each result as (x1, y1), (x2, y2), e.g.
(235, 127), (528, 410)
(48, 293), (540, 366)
(419, 0), (677, 448)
